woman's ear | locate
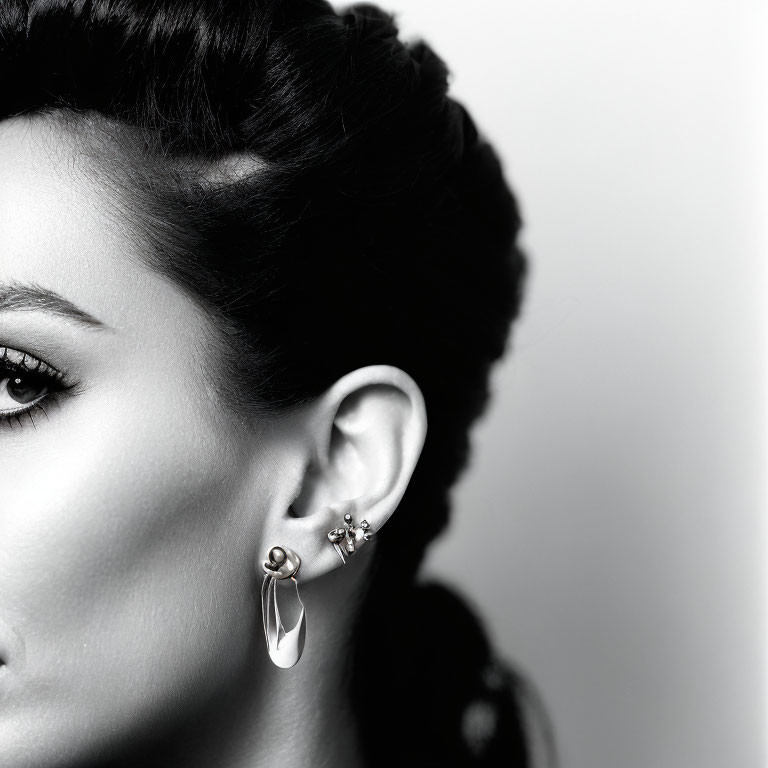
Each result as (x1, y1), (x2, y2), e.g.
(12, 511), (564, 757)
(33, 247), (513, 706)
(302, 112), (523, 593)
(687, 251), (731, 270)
(265, 365), (426, 582)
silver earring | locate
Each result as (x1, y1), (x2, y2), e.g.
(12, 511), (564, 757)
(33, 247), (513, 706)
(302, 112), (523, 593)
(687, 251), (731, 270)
(327, 513), (374, 565)
(261, 546), (306, 668)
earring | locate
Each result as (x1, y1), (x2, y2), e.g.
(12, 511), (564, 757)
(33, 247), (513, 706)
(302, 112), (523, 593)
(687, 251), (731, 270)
(327, 513), (374, 565)
(261, 546), (306, 668)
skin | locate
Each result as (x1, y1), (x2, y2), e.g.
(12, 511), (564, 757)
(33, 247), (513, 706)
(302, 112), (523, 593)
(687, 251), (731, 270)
(0, 117), (426, 767)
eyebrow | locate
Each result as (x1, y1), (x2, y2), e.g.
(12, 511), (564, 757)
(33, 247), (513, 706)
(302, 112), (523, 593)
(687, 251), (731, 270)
(0, 282), (107, 329)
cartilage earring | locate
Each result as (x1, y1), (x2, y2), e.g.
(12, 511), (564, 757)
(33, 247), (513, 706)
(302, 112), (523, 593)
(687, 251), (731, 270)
(327, 513), (374, 565)
(261, 545), (306, 668)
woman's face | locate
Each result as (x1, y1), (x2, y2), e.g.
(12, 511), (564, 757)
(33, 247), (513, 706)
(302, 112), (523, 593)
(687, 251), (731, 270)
(0, 119), (282, 764)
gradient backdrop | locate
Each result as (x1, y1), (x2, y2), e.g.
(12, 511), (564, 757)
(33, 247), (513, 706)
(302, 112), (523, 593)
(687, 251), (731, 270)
(330, 2), (767, 767)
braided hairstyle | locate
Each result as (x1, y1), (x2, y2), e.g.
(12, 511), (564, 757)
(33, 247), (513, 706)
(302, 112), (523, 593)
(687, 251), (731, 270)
(0, 1), (538, 765)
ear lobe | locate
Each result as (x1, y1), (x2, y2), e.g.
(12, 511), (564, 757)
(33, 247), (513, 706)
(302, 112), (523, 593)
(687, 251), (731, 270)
(274, 366), (426, 583)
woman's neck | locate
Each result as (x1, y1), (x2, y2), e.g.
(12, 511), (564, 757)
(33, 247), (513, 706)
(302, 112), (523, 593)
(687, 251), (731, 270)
(108, 563), (367, 768)
(217, 608), (365, 768)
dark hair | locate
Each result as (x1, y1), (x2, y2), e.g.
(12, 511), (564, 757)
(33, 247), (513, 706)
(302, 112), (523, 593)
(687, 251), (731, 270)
(0, 1), (538, 765)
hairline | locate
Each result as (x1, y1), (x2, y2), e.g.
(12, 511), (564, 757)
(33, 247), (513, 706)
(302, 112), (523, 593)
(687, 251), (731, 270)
(17, 107), (286, 422)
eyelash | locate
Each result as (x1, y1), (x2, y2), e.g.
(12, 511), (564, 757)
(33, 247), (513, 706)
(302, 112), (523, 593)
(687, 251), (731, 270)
(0, 346), (75, 430)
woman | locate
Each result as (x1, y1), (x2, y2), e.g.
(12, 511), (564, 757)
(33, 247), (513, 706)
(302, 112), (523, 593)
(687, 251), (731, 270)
(0, 1), (535, 766)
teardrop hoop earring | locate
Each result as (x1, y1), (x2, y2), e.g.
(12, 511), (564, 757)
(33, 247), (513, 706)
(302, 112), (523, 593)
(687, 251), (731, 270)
(261, 546), (306, 669)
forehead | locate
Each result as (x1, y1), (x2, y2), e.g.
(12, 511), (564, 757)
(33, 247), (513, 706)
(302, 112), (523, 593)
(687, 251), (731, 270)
(0, 116), (207, 337)
(0, 117), (131, 304)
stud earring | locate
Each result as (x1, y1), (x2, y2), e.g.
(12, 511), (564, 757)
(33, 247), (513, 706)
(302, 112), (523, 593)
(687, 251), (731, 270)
(327, 513), (374, 565)
(261, 545), (306, 668)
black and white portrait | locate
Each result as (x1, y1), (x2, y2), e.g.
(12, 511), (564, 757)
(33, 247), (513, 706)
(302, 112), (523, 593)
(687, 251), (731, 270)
(0, 1), (762, 767)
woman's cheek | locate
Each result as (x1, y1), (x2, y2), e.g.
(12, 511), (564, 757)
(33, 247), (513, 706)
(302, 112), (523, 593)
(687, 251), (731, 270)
(0, 376), (262, 759)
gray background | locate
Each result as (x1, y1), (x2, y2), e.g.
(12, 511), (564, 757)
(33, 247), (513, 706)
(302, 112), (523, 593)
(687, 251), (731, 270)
(347, 1), (767, 767)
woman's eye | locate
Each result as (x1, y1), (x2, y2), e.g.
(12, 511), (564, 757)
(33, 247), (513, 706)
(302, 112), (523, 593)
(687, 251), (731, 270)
(0, 346), (74, 427)
(0, 374), (50, 409)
